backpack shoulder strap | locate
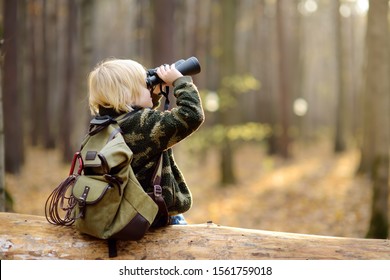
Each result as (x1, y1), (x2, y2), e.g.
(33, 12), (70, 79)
(88, 115), (117, 136)
(86, 110), (133, 139)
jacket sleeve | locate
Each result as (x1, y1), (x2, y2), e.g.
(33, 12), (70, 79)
(145, 76), (205, 151)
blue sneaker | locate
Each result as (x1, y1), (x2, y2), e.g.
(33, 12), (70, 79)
(170, 214), (187, 225)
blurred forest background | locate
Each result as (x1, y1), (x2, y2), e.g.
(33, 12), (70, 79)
(0, 0), (389, 239)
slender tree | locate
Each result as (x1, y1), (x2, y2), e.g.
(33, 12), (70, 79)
(0, 45), (4, 211)
(151, 0), (175, 65)
(3, 0), (24, 173)
(218, 0), (238, 185)
(73, 0), (94, 146)
(60, 0), (78, 162)
(333, 0), (347, 153)
(42, 0), (58, 149)
(29, 0), (47, 147)
(275, 0), (290, 158)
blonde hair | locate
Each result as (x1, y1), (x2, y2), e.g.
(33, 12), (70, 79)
(88, 58), (146, 115)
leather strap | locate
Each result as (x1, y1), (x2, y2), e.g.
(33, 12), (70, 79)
(151, 155), (163, 186)
(150, 185), (169, 227)
(149, 155), (169, 227)
(108, 239), (117, 258)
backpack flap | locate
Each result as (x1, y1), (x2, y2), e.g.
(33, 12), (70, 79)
(98, 134), (133, 177)
(81, 125), (131, 176)
(72, 176), (113, 205)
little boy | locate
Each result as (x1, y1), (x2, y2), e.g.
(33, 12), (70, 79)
(88, 58), (205, 225)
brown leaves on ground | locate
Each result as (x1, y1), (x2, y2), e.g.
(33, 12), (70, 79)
(180, 141), (371, 238)
(6, 141), (371, 238)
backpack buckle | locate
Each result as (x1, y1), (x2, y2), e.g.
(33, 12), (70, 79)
(154, 185), (162, 197)
(78, 186), (90, 219)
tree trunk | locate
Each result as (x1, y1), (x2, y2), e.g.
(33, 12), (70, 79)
(220, 138), (236, 185)
(42, 0), (58, 149)
(333, 0), (347, 153)
(364, 0), (390, 239)
(151, 0), (175, 65)
(366, 156), (389, 238)
(0, 55), (4, 212)
(357, 1), (389, 175)
(218, 0), (237, 185)
(275, 0), (290, 158)
(1, 213), (390, 260)
(28, 0), (40, 146)
(29, 0), (46, 148)
(73, 0), (94, 148)
(60, 0), (78, 162)
(3, 0), (25, 173)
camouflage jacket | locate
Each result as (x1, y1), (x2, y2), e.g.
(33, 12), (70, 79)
(98, 76), (205, 215)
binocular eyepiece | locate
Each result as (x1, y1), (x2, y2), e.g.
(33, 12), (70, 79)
(146, 56), (201, 88)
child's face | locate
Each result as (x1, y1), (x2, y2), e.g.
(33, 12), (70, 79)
(135, 85), (153, 108)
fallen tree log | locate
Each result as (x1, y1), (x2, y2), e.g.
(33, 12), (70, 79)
(1, 212), (390, 260)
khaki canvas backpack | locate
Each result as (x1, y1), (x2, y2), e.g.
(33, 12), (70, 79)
(45, 113), (168, 257)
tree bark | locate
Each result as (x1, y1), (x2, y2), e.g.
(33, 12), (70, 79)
(0, 54), (4, 212)
(151, 0), (175, 65)
(367, 156), (390, 238)
(276, 0), (290, 158)
(364, 0), (390, 239)
(3, 0), (24, 173)
(60, 0), (78, 162)
(218, 0), (237, 185)
(1, 213), (390, 260)
(333, 0), (347, 153)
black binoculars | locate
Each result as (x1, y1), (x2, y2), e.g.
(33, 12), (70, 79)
(146, 57), (201, 88)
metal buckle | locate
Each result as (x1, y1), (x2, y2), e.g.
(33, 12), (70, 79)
(154, 185), (162, 197)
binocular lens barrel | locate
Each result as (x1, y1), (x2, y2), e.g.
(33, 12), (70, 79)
(176, 57), (201, 76)
(146, 57), (201, 88)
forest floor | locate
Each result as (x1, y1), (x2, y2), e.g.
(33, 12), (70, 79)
(6, 140), (373, 238)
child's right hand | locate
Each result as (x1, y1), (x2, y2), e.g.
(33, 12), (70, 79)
(156, 64), (183, 87)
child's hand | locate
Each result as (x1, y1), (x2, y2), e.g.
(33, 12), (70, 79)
(156, 64), (183, 87)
